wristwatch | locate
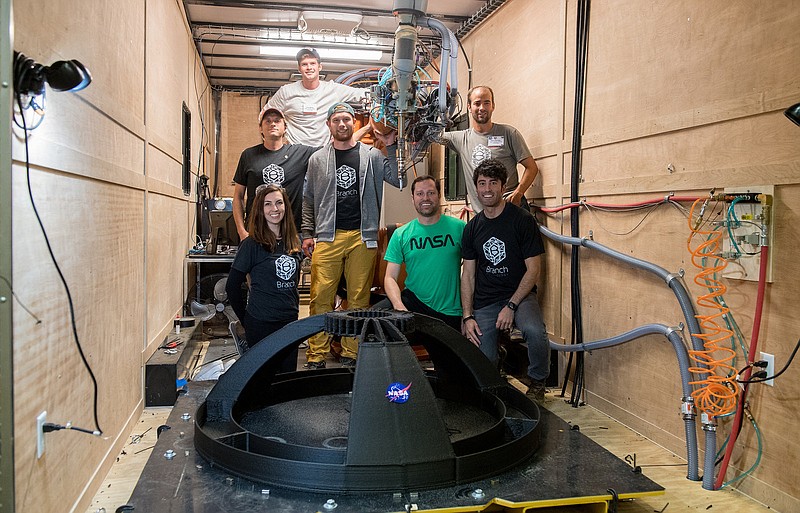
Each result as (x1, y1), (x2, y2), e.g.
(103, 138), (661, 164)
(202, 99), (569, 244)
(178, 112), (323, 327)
(463, 315), (476, 323)
(506, 300), (518, 312)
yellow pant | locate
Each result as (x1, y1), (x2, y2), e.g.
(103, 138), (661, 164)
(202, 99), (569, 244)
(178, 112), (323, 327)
(307, 230), (377, 361)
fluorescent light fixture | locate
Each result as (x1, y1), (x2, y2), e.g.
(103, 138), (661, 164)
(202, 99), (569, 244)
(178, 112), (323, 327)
(260, 45), (384, 62)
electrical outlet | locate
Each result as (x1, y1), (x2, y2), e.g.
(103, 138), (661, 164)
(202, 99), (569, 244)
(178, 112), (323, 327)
(36, 411), (47, 459)
(759, 352), (775, 387)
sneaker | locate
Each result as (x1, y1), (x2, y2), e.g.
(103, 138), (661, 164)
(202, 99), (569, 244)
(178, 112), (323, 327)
(340, 357), (357, 369)
(510, 328), (524, 342)
(303, 360), (326, 370)
(526, 379), (547, 405)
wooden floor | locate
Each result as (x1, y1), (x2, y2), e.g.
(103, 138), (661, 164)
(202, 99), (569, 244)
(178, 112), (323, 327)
(85, 380), (772, 513)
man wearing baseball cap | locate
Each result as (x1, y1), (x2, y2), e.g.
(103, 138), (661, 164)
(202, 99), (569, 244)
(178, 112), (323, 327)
(265, 48), (368, 147)
(232, 106), (318, 239)
(300, 102), (400, 368)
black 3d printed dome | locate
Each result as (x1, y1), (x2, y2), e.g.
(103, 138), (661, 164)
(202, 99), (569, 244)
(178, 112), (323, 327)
(195, 311), (541, 492)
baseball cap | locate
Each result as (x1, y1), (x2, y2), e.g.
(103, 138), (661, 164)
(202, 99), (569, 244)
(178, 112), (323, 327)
(327, 102), (355, 120)
(296, 48), (321, 64)
(258, 106), (284, 124)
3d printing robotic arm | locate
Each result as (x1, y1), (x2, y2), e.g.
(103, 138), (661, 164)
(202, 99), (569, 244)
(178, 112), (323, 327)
(375, 0), (458, 189)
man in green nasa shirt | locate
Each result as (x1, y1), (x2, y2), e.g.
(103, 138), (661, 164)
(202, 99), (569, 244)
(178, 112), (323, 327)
(375, 175), (466, 332)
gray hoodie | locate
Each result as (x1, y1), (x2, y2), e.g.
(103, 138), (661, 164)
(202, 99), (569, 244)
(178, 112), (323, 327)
(302, 142), (400, 245)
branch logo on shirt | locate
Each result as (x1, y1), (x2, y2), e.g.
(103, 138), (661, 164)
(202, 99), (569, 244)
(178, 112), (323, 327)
(336, 165), (357, 190)
(471, 144), (492, 167)
(275, 254), (297, 281)
(483, 237), (506, 265)
(262, 164), (285, 185)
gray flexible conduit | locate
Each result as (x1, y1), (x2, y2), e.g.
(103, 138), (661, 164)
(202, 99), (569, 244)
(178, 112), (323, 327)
(538, 225), (708, 481)
(539, 225), (704, 353)
(548, 324), (699, 480)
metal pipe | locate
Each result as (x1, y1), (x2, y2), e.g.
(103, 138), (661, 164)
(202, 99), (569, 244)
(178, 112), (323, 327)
(417, 16), (458, 116)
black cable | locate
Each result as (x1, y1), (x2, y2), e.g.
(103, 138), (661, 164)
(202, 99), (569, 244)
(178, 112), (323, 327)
(16, 93), (103, 435)
(566, 0), (591, 408)
(737, 338), (800, 384)
(42, 422), (100, 436)
(456, 36), (473, 91)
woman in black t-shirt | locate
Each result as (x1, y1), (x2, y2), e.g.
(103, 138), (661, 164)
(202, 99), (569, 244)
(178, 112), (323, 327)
(226, 184), (303, 372)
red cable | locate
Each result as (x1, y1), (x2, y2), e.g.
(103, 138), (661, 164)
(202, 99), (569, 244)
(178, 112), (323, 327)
(588, 196), (702, 208)
(536, 196), (703, 213)
(714, 245), (769, 489)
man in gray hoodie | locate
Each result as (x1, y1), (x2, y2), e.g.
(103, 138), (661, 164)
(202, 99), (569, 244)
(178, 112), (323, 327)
(301, 103), (401, 368)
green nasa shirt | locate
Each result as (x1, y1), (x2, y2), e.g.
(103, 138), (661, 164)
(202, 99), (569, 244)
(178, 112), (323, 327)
(384, 215), (466, 316)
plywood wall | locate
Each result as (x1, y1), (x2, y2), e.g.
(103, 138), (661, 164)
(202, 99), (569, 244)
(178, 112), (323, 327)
(216, 92), (265, 198)
(10, 0), (212, 511)
(455, 1), (800, 511)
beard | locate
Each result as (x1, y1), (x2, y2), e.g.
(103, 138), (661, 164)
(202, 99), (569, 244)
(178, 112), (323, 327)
(332, 126), (354, 142)
(415, 202), (439, 217)
(471, 110), (490, 124)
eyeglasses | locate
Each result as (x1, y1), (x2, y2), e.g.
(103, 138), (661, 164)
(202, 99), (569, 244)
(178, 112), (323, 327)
(256, 184), (285, 194)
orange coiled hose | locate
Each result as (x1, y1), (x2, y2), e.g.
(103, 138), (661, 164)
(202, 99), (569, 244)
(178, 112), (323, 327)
(686, 199), (738, 417)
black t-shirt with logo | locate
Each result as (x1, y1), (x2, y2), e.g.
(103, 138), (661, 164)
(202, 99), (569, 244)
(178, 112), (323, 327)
(334, 144), (362, 230)
(232, 143), (318, 231)
(461, 202), (545, 310)
(230, 237), (302, 322)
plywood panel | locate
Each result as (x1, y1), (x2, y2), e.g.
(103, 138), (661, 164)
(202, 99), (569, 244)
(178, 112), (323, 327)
(218, 92), (264, 198)
(13, 0), (146, 132)
(12, 168), (144, 513)
(189, 52), (214, 198)
(146, 192), (189, 345)
(145, 0), (189, 158)
(583, 0), (800, 137)
(146, 142), (181, 189)
(457, 0), (565, 146)
(580, 112), (800, 186)
(11, 92), (146, 187)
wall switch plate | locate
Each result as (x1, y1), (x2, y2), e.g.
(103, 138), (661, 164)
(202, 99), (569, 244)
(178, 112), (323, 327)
(760, 352), (775, 387)
(36, 411), (47, 458)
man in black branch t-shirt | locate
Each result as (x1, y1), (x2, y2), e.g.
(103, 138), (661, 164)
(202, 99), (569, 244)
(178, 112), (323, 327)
(461, 158), (550, 404)
(232, 107), (318, 238)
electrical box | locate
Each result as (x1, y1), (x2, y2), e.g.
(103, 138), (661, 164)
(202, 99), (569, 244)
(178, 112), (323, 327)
(721, 185), (774, 283)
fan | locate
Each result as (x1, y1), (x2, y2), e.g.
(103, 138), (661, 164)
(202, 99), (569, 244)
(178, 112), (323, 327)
(185, 273), (239, 332)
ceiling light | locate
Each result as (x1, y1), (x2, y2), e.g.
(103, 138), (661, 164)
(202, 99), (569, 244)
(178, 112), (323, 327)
(260, 46), (383, 61)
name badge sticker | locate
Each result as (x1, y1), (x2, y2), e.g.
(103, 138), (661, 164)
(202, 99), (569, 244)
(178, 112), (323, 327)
(487, 135), (504, 148)
(386, 382), (412, 403)
(302, 103), (317, 114)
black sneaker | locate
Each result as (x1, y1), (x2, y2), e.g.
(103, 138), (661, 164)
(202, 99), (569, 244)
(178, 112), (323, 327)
(340, 357), (356, 369)
(303, 360), (326, 370)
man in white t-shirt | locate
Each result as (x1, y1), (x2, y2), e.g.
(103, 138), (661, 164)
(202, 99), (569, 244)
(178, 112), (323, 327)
(266, 48), (368, 147)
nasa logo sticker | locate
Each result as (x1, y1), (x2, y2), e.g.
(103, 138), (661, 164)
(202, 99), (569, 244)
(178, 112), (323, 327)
(385, 382), (412, 403)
